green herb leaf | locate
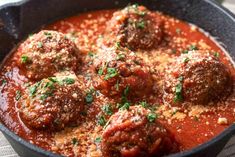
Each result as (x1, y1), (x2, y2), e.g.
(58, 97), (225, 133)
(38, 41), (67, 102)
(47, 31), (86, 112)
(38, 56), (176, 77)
(140, 101), (148, 108)
(37, 42), (43, 48)
(183, 57), (190, 63)
(176, 28), (181, 34)
(63, 78), (75, 85)
(21, 55), (29, 63)
(15, 90), (21, 101)
(214, 52), (219, 57)
(85, 93), (93, 104)
(189, 45), (198, 51)
(72, 138), (79, 145)
(94, 137), (102, 143)
(104, 68), (118, 80)
(116, 54), (125, 60)
(120, 102), (130, 110)
(97, 115), (106, 126)
(102, 104), (113, 115)
(174, 76), (184, 103)
(88, 51), (94, 57)
(147, 113), (157, 123)
(1, 79), (6, 85)
(136, 21), (145, 29)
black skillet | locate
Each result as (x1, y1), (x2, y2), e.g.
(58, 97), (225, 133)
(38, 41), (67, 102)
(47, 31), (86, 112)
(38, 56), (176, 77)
(0, 0), (235, 157)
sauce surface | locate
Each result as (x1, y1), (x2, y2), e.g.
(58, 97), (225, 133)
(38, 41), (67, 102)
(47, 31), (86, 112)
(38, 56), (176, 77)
(0, 7), (235, 157)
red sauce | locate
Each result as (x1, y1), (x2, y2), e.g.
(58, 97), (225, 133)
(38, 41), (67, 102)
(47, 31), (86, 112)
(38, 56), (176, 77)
(0, 7), (234, 157)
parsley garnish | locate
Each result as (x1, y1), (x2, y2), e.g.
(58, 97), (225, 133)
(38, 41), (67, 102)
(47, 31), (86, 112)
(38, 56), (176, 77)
(63, 78), (75, 85)
(1, 79), (6, 85)
(189, 45), (198, 51)
(85, 93), (93, 104)
(88, 51), (94, 57)
(136, 21), (145, 29)
(214, 52), (219, 57)
(37, 42), (43, 48)
(94, 137), (102, 143)
(176, 28), (181, 34)
(147, 113), (157, 123)
(72, 138), (79, 145)
(140, 101), (148, 108)
(97, 115), (106, 126)
(21, 55), (29, 63)
(174, 76), (184, 102)
(15, 90), (21, 101)
(120, 102), (130, 110)
(183, 57), (190, 63)
(104, 68), (118, 80)
(116, 54), (125, 60)
(102, 104), (113, 115)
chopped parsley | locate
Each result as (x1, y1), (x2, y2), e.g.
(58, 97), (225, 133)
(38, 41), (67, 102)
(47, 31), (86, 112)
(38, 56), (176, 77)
(98, 67), (104, 76)
(174, 76), (184, 103)
(29, 81), (41, 96)
(194, 116), (199, 121)
(123, 86), (130, 96)
(102, 104), (113, 115)
(21, 55), (29, 63)
(171, 49), (177, 54)
(88, 51), (94, 57)
(44, 32), (52, 38)
(176, 28), (181, 34)
(63, 78), (75, 85)
(104, 68), (118, 80)
(97, 115), (106, 126)
(182, 50), (189, 54)
(183, 57), (190, 63)
(214, 52), (219, 57)
(139, 101), (148, 108)
(94, 137), (102, 143)
(72, 138), (79, 145)
(1, 79), (6, 85)
(189, 45), (198, 51)
(37, 42), (43, 48)
(85, 93), (93, 104)
(15, 90), (21, 101)
(115, 42), (121, 48)
(147, 113), (157, 123)
(120, 102), (130, 110)
(136, 21), (145, 29)
(116, 53), (125, 60)
(40, 91), (53, 101)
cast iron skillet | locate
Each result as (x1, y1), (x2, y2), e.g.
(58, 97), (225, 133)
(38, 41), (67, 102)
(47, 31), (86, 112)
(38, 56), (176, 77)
(0, 0), (235, 157)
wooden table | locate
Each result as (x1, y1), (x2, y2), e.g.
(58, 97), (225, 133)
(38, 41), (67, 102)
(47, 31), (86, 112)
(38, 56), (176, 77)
(0, 0), (235, 157)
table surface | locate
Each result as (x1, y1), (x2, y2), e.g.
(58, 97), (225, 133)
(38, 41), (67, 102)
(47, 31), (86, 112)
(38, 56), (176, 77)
(0, 0), (235, 157)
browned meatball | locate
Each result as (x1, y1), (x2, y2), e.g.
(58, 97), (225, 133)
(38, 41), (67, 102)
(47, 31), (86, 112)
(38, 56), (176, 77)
(19, 72), (85, 130)
(92, 47), (153, 99)
(101, 106), (178, 157)
(17, 30), (80, 80)
(163, 51), (232, 105)
(105, 5), (163, 50)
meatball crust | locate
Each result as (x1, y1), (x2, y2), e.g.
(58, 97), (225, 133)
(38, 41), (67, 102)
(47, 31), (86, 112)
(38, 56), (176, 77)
(92, 47), (153, 98)
(163, 51), (232, 105)
(101, 106), (178, 157)
(18, 30), (80, 80)
(105, 5), (163, 50)
(19, 72), (85, 130)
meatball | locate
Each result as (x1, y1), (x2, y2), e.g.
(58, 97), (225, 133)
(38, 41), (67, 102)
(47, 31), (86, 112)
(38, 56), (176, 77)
(101, 106), (178, 157)
(105, 5), (163, 50)
(18, 30), (80, 80)
(19, 72), (85, 130)
(163, 51), (232, 105)
(92, 47), (153, 98)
